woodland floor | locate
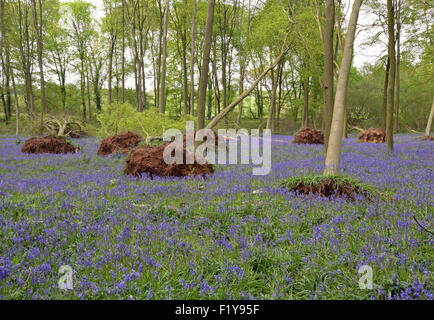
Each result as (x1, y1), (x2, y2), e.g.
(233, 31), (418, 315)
(0, 134), (432, 299)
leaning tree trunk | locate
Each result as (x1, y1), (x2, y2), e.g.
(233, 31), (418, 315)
(206, 49), (288, 130)
(196, 0), (216, 130)
(324, 0), (363, 175)
(425, 98), (434, 137)
(386, 0), (396, 152)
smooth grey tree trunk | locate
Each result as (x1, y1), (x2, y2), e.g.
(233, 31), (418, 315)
(425, 98), (434, 137)
(323, 0), (335, 153)
(324, 0), (363, 175)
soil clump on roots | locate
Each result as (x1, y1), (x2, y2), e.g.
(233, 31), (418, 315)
(358, 128), (386, 143)
(124, 141), (214, 178)
(21, 135), (80, 154)
(98, 131), (143, 156)
(292, 127), (324, 144)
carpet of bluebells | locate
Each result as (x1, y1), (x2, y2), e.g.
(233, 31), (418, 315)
(0, 134), (432, 300)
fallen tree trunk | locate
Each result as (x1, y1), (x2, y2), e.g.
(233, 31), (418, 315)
(206, 47), (289, 129)
(349, 125), (364, 132)
(43, 115), (83, 137)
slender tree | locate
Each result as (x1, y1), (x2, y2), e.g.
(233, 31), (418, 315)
(394, 0), (402, 132)
(386, 0), (396, 152)
(196, 0), (216, 130)
(302, 74), (309, 128)
(323, 0), (335, 152)
(424, 98), (434, 137)
(324, 0), (363, 175)
(159, 0), (169, 114)
(31, 0), (47, 135)
(382, 57), (390, 131)
(189, 0), (197, 116)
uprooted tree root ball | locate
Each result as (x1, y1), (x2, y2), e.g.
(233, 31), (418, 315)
(279, 175), (383, 201)
(97, 131), (143, 156)
(358, 128), (386, 143)
(292, 127), (325, 144)
(21, 135), (80, 154)
(124, 142), (214, 178)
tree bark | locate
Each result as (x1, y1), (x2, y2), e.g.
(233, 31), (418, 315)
(324, 0), (363, 175)
(159, 0), (169, 114)
(424, 98), (434, 137)
(394, 0), (401, 133)
(121, 0), (125, 103)
(189, 0), (197, 116)
(31, 0), (46, 135)
(382, 57), (390, 131)
(386, 0), (396, 152)
(107, 35), (116, 105)
(302, 76), (309, 128)
(0, 0), (8, 124)
(266, 61), (280, 133)
(323, 0), (335, 153)
(17, 1), (35, 120)
(196, 0), (216, 130)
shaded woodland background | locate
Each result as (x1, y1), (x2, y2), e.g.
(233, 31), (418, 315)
(0, 0), (432, 137)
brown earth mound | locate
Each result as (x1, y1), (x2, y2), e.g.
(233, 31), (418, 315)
(289, 179), (368, 201)
(124, 141), (214, 178)
(292, 127), (324, 144)
(358, 128), (386, 143)
(21, 135), (80, 154)
(182, 129), (227, 149)
(98, 131), (143, 156)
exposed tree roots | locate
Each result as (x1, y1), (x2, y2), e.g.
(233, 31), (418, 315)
(97, 131), (143, 156)
(292, 127), (324, 144)
(358, 128), (386, 143)
(124, 141), (214, 179)
(21, 135), (80, 154)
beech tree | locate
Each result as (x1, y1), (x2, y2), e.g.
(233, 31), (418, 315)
(196, 0), (216, 130)
(324, 0), (363, 175)
(425, 98), (434, 137)
(31, 0), (46, 134)
(386, 0), (396, 152)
